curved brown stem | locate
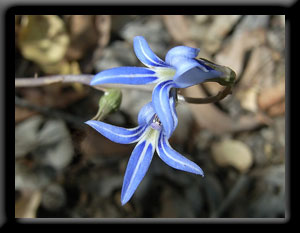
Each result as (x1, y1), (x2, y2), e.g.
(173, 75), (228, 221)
(178, 85), (233, 104)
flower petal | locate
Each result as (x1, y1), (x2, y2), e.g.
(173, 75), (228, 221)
(90, 67), (159, 85)
(165, 45), (200, 64)
(157, 133), (204, 176)
(173, 58), (223, 88)
(165, 46), (223, 88)
(133, 36), (170, 68)
(85, 120), (146, 144)
(121, 128), (159, 205)
(152, 80), (177, 139)
(137, 102), (155, 126)
(169, 90), (178, 131)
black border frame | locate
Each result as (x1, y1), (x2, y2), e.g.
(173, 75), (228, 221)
(2, 1), (296, 227)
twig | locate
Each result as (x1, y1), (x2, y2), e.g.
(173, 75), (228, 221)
(15, 75), (93, 86)
(15, 75), (154, 92)
(209, 174), (249, 217)
(15, 75), (233, 105)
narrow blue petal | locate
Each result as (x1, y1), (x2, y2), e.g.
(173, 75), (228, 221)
(152, 80), (177, 139)
(174, 59), (223, 88)
(165, 45), (200, 64)
(157, 133), (204, 176)
(165, 46), (223, 88)
(85, 120), (146, 144)
(169, 90), (178, 131)
(133, 36), (170, 68)
(90, 67), (159, 85)
(121, 137), (155, 205)
(137, 102), (155, 126)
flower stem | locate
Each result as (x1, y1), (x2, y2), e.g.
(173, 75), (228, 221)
(15, 75), (154, 92)
(16, 75), (232, 105)
(178, 85), (232, 104)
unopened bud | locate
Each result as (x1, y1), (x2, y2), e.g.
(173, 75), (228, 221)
(92, 88), (122, 121)
(197, 58), (236, 86)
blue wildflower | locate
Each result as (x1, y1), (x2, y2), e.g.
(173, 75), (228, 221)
(90, 36), (224, 139)
(85, 100), (204, 205)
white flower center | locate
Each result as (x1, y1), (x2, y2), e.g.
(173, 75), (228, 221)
(154, 67), (176, 81)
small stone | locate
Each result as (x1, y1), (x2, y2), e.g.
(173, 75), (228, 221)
(236, 86), (259, 112)
(15, 115), (44, 158)
(194, 15), (210, 24)
(97, 175), (123, 198)
(36, 119), (74, 171)
(235, 15), (270, 32)
(120, 17), (170, 57)
(94, 41), (137, 71)
(211, 139), (253, 173)
(41, 183), (66, 211)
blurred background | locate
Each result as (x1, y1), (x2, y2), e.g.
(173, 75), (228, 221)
(15, 15), (285, 218)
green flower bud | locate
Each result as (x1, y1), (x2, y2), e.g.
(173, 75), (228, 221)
(197, 58), (236, 87)
(92, 88), (122, 121)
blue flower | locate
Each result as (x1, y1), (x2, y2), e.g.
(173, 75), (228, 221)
(85, 100), (204, 205)
(90, 36), (223, 139)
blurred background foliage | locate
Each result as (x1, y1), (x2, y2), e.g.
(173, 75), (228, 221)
(15, 15), (285, 218)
